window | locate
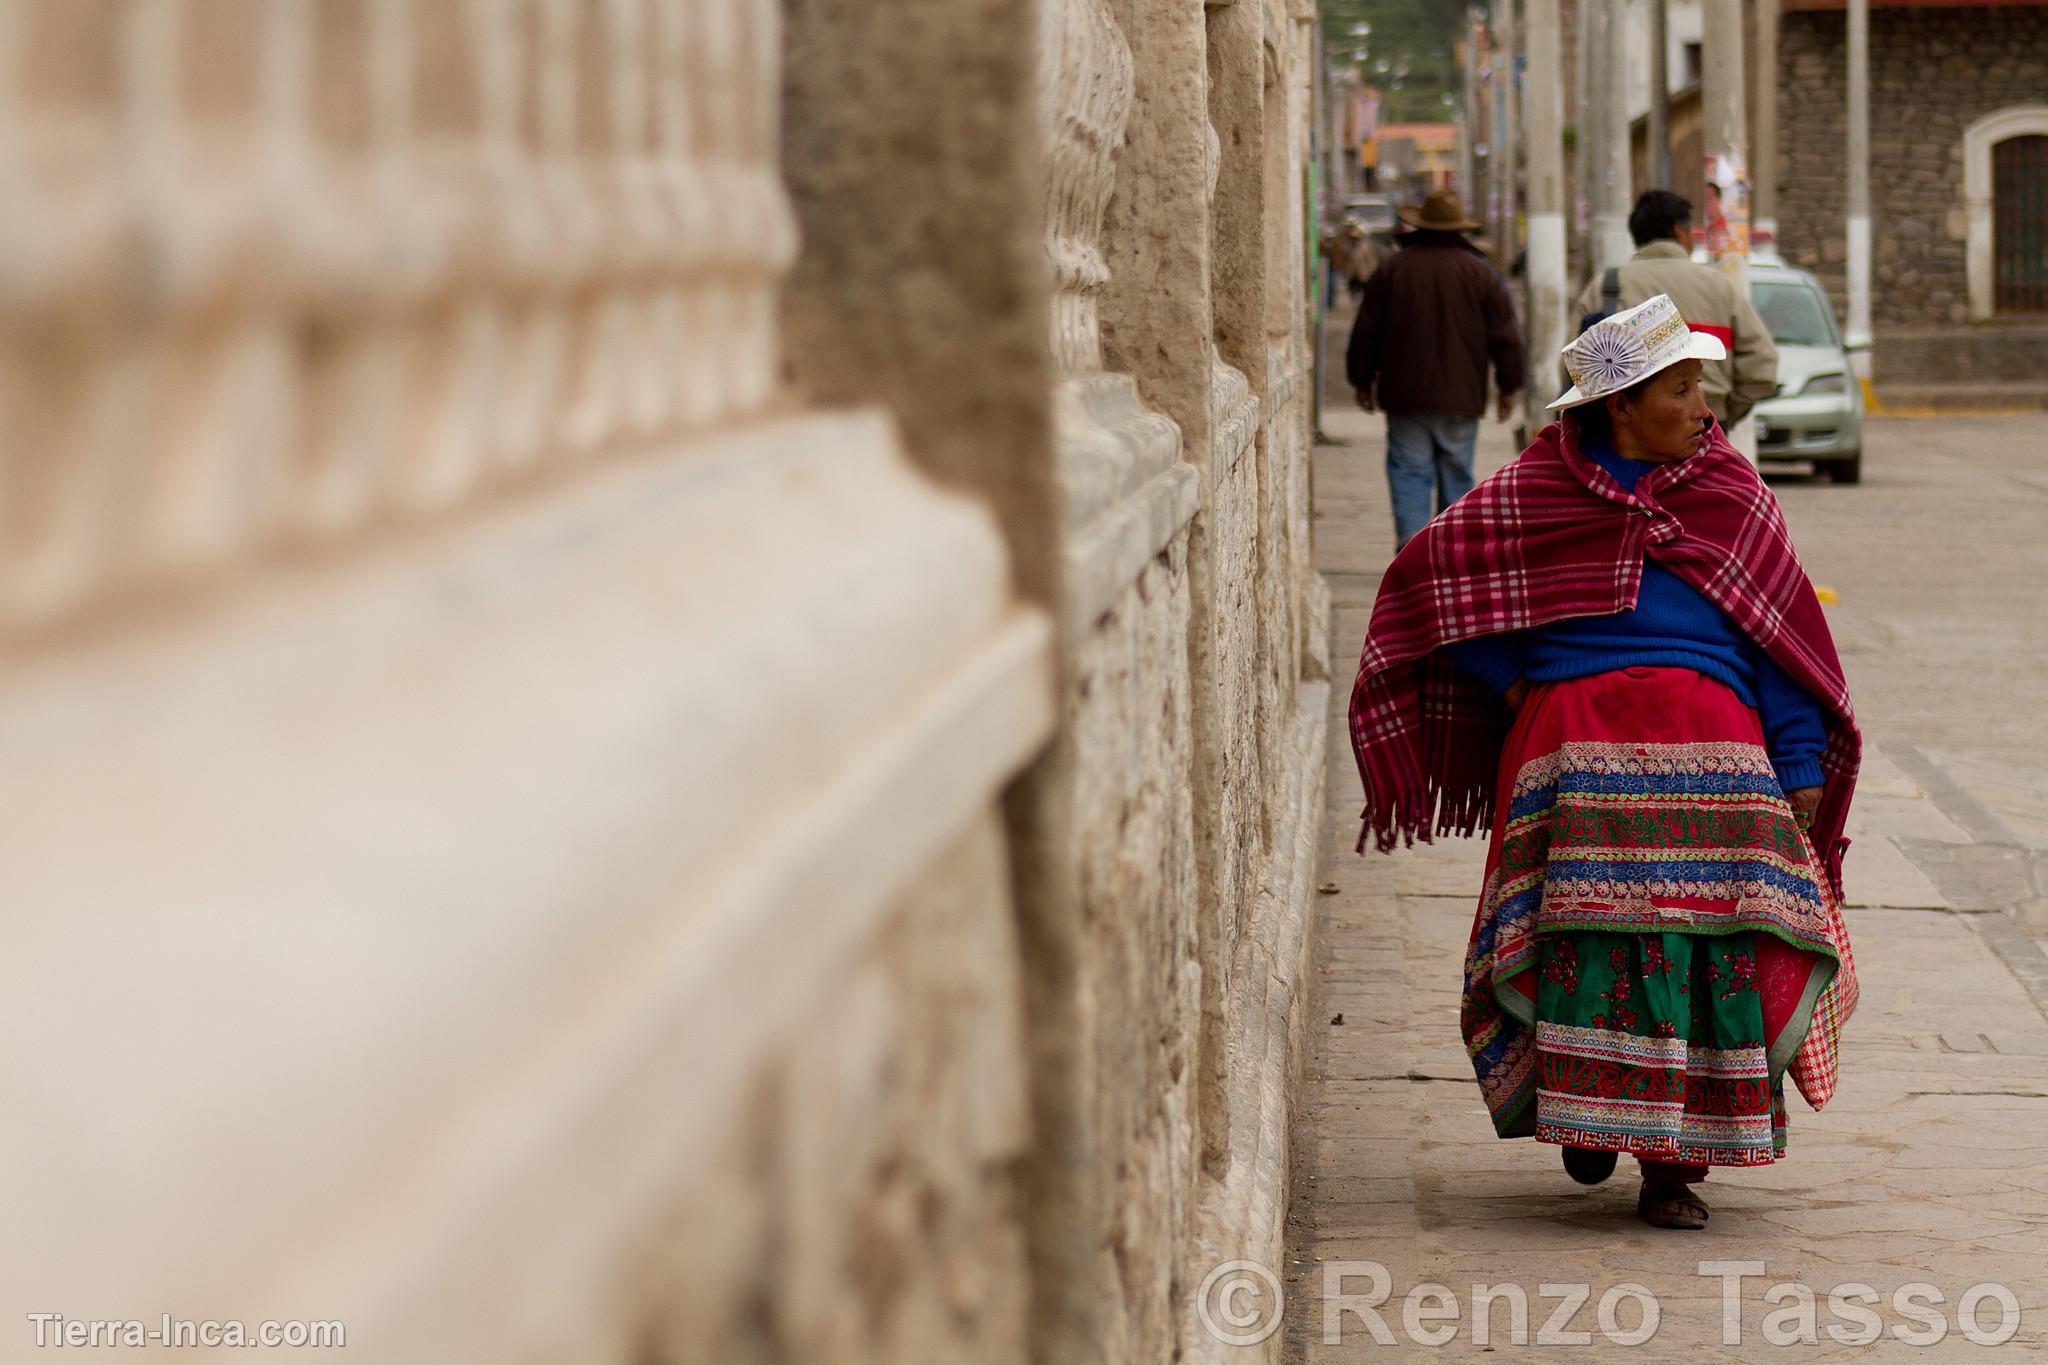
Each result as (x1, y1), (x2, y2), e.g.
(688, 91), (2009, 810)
(1752, 281), (1841, 348)
(1994, 135), (2048, 313)
(1963, 107), (2048, 319)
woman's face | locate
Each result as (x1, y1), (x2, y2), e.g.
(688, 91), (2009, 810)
(1610, 360), (1713, 463)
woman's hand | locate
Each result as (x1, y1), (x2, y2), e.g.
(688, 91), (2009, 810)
(1502, 678), (1529, 712)
(1788, 785), (1822, 828)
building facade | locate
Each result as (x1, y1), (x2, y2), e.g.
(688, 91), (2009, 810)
(1776, 0), (2048, 364)
(1374, 121), (1462, 193)
(0, 3), (1326, 1363)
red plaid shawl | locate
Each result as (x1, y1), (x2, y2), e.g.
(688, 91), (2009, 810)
(1347, 419), (1861, 899)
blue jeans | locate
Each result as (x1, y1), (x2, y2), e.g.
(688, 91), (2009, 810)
(1385, 412), (1479, 545)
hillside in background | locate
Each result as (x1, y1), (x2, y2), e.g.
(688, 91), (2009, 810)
(1321, 0), (1463, 124)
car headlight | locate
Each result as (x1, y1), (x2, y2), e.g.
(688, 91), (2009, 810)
(1801, 373), (1850, 396)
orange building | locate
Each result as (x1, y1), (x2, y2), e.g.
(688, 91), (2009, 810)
(1368, 122), (1461, 198)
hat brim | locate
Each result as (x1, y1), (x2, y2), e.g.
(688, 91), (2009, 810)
(1397, 206), (1481, 231)
(1545, 330), (1730, 409)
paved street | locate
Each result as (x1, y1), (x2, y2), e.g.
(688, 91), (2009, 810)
(1285, 373), (2048, 1358)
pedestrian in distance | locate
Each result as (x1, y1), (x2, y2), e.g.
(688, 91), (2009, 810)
(1339, 220), (1378, 300)
(1345, 188), (1525, 547)
(1346, 294), (1861, 1230)
(1579, 189), (1779, 428)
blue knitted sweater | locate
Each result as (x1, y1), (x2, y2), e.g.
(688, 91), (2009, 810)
(1442, 444), (1828, 792)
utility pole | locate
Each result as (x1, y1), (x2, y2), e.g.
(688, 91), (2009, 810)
(1462, 8), (1481, 204)
(1482, 10), (1499, 229)
(1753, 0), (1779, 251)
(1313, 22), (1331, 445)
(1573, 0), (1591, 276)
(1589, 0), (1633, 272)
(1846, 0), (1872, 381)
(1701, 0), (1755, 458)
(1648, 0), (1672, 188)
(1525, 0), (1568, 427)
(1326, 66), (1349, 206)
(1484, 11), (1500, 250)
(1498, 0), (1520, 269)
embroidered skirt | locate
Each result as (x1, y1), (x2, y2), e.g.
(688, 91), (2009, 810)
(1460, 666), (1841, 1167)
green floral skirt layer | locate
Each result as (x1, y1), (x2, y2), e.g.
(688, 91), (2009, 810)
(1530, 929), (1788, 1164)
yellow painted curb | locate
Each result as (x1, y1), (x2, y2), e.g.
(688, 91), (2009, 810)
(1866, 404), (2041, 417)
(1863, 377), (2043, 418)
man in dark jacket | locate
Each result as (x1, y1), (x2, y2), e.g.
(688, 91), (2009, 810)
(1347, 189), (1526, 545)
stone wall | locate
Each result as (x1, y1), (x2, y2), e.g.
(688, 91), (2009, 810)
(1778, 6), (2048, 327)
(1632, 85), (1707, 225)
(0, 3), (1324, 1364)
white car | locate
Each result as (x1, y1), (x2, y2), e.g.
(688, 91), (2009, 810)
(1749, 261), (1864, 484)
(1341, 194), (1399, 242)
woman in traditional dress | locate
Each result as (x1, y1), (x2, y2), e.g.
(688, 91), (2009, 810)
(1345, 294), (1860, 1229)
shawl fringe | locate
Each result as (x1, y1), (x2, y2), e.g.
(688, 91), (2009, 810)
(1354, 661), (1506, 853)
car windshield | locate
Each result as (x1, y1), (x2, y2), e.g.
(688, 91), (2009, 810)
(1753, 281), (1839, 347)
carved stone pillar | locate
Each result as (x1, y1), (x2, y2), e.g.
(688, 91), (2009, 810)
(0, 4), (1053, 1361)
(1176, 9), (1330, 1365)
(1025, 3), (1206, 1363)
(1041, 0), (1198, 629)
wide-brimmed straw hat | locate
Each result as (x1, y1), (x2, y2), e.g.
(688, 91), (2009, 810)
(1397, 188), (1482, 232)
(1547, 292), (1729, 410)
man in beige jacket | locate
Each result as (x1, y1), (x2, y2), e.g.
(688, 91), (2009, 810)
(1577, 189), (1778, 427)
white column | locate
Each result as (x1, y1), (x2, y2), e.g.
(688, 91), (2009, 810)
(1588, 0), (1633, 273)
(1845, 0), (1873, 380)
(1524, 0), (1568, 421)
(1485, 14), (1503, 247)
(1498, 0), (1519, 270)
(1461, 13), (1480, 201)
(1702, 0), (1757, 460)
(1753, 0), (1780, 252)
(1573, 0), (1592, 269)
(1648, 0), (1671, 188)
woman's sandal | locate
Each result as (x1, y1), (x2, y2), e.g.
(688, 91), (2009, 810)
(1637, 1180), (1710, 1230)
(1562, 1146), (1619, 1185)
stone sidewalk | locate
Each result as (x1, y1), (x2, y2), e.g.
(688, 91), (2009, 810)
(1281, 408), (2048, 1359)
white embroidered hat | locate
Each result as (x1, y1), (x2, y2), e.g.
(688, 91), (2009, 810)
(1547, 292), (1729, 410)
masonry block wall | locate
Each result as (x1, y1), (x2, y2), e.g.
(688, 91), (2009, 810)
(1779, 7), (2048, 328)
(0, 3), (1325, 1364)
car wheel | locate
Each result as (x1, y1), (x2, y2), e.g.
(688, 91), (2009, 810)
(1827, 448), (1862, 485)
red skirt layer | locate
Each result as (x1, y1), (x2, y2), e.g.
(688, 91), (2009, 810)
(1459, 666), (1853, 1161)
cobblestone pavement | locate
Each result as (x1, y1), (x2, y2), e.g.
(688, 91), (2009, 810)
(1283, 386), (2048, 1360)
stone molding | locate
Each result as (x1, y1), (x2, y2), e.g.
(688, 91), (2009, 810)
(0, 408), (1054, 1353)
(1042, 0), (1197, 625)
(1207, 118), (1224, 203)
(1042, 0), (1134, 378)
(1204, 116), (1262, 491)
(1211, 358), (1262, 483)
(1055, 374), (1200, 630)
(1962, 105), (2048, 321)
(1265, 341), (1305, 426)
(0, 0), (795, 633)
